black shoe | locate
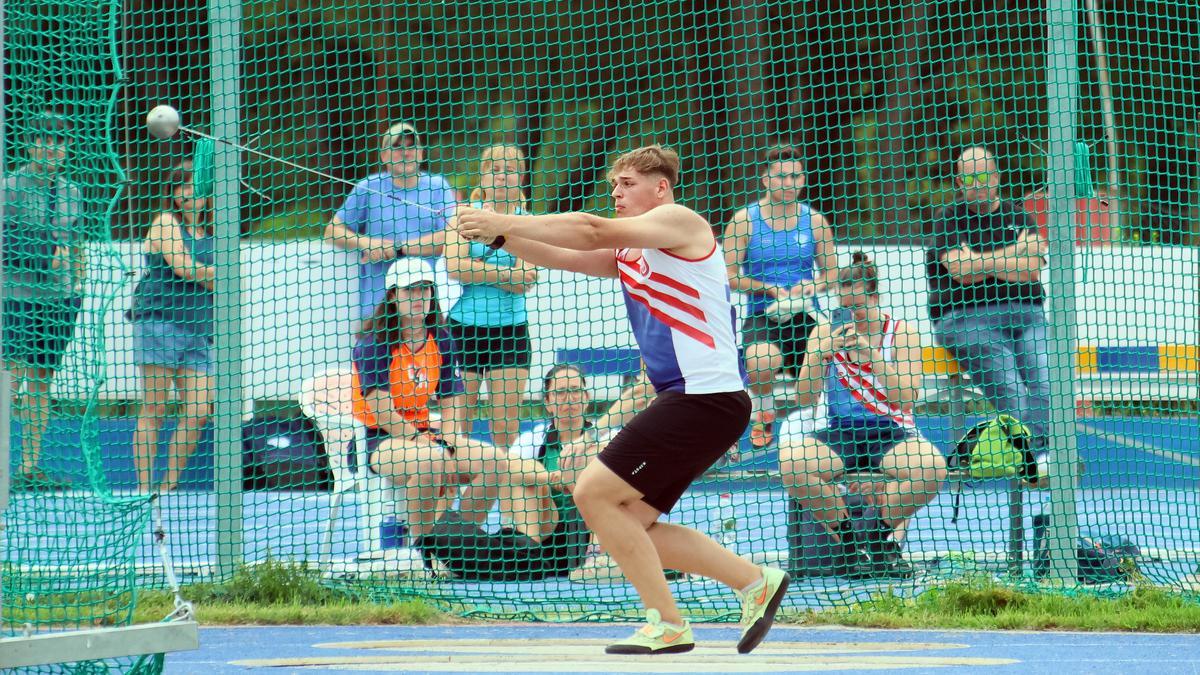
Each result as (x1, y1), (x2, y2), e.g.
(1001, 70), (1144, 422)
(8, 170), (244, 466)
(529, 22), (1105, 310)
(841, 512), (913, 581)
(858, 538), (914, 580)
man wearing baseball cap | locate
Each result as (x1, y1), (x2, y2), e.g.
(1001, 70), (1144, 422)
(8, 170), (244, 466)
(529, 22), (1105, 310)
(324, 121), (460, 319)
(325, 122), (467, 432)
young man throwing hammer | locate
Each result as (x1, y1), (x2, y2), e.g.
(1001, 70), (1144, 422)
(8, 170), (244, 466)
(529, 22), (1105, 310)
(458, 145), (789, 655)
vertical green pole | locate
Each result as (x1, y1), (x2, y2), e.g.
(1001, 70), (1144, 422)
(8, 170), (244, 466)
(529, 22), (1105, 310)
(210, 0), (243, 580)
(0, 0), (12, 585)
(1044, 0), (1081, 583)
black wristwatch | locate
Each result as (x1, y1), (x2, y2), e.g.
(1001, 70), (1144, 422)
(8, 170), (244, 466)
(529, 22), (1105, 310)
(487, 236), (506, 250)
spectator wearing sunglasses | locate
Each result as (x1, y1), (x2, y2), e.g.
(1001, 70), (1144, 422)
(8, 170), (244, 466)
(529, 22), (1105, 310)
(925, 146), (1050, 452)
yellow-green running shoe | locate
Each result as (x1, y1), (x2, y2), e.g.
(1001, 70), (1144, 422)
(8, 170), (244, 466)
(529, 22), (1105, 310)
(605, 609), (695, 655)
(736, 565), (790, 654)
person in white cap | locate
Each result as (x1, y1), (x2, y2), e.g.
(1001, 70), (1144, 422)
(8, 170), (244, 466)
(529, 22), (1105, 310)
(350, 258), (552, 545)
(325, 122), (468, 433)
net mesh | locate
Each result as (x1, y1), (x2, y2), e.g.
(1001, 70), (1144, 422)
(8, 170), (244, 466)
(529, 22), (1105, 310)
(4, 0), (1200, 649)
(1, 0), (168, 672)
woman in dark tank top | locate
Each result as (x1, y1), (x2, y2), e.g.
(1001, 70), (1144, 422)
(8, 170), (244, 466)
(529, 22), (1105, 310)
(127, 161), (215, 493)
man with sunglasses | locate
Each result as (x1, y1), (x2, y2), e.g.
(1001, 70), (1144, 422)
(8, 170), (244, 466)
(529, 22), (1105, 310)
(925, 146), (1050, 455)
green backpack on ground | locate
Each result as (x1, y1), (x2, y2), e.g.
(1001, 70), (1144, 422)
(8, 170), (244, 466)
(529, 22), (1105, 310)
(949, 414), (1037, 522)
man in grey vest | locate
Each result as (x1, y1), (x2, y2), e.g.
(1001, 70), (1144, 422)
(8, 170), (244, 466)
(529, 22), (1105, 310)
(3, 114), (86, 491)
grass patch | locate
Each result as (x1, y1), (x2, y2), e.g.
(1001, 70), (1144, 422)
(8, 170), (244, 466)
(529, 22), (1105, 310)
(790, 579), (1200, 632)
(133, 594), (442, 626)
(131, 559), (447, 626)
(11, 560), (1200, 630)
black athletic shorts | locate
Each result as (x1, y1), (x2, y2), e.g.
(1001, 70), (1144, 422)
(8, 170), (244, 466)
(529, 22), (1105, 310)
(811, 422), (919, 473)
(446, 320), (531, 373)
(598, 389), (751, 513)
(2, 297), (83, 370)
(416, 509), (590, 581)
(741, 311), (817, 373)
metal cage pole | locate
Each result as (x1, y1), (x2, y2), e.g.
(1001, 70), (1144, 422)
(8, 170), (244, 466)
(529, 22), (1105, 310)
(1044, 0), (1082, 583)
(210, 0), (244, 579)
(0, 0), (12, 621)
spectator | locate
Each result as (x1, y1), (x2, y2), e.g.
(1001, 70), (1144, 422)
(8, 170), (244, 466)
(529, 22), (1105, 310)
(127, 161), (214, 493)
(419, 364), (656, 581)
(3, 113), (86, 491)
(324, 121), (466, 433)
(353, 258), (512, 542)
(723, 145), (837, 449)
(324, 122), (457, 317)
(926, 146), (1049, 452)
(779, 253), (947, 578)
(444, 145), (539, 448)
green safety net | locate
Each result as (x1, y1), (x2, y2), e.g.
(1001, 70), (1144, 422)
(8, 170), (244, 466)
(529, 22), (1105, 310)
(1, 0), (169, 673)
(4, 0), (1199, 652)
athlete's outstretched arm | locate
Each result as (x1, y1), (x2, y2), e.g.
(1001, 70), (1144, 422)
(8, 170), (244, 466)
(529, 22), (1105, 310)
(458, 204), (707, 252)
(497, 236), (619, 278)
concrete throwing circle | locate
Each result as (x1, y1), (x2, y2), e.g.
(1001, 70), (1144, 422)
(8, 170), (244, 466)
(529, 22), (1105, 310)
(230, 638), (1019, 672)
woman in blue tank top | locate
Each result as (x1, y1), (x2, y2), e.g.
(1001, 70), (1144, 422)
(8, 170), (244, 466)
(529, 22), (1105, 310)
(444, 145), (539, 448)
(128, 161), (215, 493)
(723, 146), (837, 448)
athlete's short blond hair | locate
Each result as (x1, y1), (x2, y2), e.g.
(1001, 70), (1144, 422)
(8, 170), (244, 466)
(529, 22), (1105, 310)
(608, 145), (680, 188)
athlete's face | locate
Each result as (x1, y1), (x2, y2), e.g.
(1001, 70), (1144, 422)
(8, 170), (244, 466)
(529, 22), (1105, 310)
(762, 159), (805, 201)
(544, 368), (589, 426)
(610, 170), (669, 217)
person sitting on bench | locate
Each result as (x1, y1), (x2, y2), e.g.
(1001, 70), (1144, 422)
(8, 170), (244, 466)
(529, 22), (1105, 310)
(418, 364), (656, 581)
(778, 252), (948, 578)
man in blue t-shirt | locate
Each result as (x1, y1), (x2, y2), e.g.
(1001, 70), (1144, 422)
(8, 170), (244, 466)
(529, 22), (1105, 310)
(324, 122), (459, 319)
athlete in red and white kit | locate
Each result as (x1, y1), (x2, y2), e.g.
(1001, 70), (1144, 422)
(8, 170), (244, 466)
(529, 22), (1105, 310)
(457, 145), (789, 655)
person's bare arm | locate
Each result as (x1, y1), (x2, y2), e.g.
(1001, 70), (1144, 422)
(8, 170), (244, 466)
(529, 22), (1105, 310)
(869, 321), (924, 411)
(444, 222), (538, 293)
(324, 214), (381, 251)
(459, 204), (712, 256)
(724, 208), (784, 298)
(146, 216), (215, 290)
(403, 228), (446, 258)
(362, 389), (423, 439)
(478, 235), (619, 279)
